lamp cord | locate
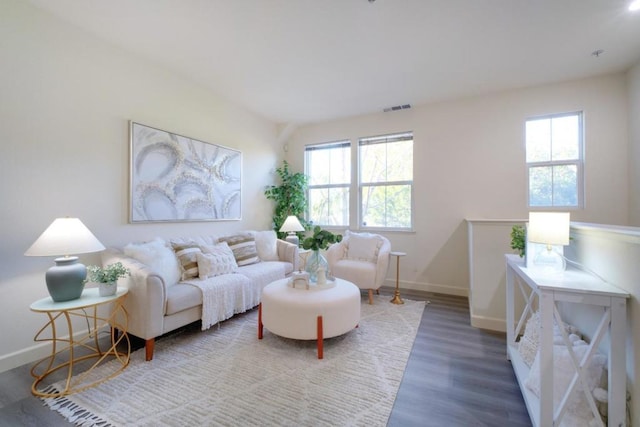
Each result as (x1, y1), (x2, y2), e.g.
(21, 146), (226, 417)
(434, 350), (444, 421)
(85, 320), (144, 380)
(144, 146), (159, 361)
(562, 255), (610, 284)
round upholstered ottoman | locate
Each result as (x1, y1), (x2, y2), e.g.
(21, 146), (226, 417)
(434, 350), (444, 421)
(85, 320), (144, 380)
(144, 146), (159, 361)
(258, 277), (360, 359)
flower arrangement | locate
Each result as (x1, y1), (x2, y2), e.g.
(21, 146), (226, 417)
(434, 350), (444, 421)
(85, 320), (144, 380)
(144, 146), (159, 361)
(85, 262), (130, 283)
(302, 226), (342, 251)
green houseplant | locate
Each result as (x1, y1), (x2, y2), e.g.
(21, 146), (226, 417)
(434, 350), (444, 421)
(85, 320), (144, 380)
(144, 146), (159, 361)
(302, 226), (342, 282)
(510, 225), (526, 258)
(264, 161), (310, 239)
(85, 262), (130, 296)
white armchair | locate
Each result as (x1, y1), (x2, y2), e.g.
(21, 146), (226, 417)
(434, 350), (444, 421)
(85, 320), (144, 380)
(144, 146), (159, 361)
(326, 231), (391, 304)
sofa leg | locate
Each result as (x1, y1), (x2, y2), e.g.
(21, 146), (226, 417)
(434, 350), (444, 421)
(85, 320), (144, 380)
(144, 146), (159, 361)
(368, 289), (374, 305)
(145, 338), (155, 361)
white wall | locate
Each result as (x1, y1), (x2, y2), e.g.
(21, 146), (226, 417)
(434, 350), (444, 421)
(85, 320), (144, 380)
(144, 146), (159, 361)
(0, 0), (280, 371)
(285, 74), (629, 296)
(629, 61), (640, 226)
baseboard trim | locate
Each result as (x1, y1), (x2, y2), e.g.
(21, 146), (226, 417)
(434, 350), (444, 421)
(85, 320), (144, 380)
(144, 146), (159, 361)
(384, 279), (469, 297)
(470, 314), (506, 332)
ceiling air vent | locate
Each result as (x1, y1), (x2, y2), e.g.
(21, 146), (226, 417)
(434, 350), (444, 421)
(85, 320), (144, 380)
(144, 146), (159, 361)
(383, 104), (411, 113)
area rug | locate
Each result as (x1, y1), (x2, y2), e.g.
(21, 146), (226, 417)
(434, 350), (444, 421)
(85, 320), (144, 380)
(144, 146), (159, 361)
(42, 295), (426, 427)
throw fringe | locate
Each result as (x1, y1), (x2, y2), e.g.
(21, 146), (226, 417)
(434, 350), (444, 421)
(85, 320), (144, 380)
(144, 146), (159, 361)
(42, 385), (113, 427)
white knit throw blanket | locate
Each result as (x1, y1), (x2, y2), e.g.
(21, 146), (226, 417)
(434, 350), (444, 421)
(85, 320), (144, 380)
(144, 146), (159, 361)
(184, 264), (286, 330)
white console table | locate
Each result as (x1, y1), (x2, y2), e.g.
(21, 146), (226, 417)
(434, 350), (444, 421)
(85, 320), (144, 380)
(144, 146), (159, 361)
(505, 254), (629, 427)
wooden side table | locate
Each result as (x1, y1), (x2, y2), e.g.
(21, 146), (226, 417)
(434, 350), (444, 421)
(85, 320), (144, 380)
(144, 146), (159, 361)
(390, 251), (406, 304)
(30, 287), (130, 397)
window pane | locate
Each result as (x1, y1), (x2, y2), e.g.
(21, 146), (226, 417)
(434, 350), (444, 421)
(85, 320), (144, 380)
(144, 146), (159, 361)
(360, 143), (387, 183)
(551, 115), (579, 161)
(552, 165), (578, 206)
(529, 166), (552, 206)
(526, 119), (551, 162)
(308, 187), (349, 226)
(307, 145), (350, 186)
(361, 185), (411, 228)
(386, 140), (413, 181)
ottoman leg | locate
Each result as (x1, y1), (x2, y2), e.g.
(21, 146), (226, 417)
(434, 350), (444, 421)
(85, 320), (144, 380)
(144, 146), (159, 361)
(317, 315), (323, 359)
(258, 303), (263, 339)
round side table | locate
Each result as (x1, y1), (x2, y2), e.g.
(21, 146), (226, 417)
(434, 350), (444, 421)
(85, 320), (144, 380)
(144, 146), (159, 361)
(390, 251), (406, 304)
(30, 287), (130, 397)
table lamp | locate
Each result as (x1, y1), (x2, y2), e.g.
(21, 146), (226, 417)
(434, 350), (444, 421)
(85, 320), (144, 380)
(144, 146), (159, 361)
(25, 218), (106, 302)
(279, 215), (305, 246)
(527, 212), (570, 272)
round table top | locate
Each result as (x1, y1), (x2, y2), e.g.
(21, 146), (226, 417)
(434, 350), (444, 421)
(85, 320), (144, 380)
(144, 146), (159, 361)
(30, 287), (128, 312)
(390, 251), (407, 257)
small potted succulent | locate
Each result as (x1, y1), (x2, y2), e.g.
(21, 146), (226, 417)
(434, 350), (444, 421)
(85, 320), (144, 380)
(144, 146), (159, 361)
(85, 262), (130, 296)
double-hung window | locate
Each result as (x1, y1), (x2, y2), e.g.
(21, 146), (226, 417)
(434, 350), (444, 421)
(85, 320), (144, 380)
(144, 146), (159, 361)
(526, 112), (583, 208)
(305, 140), (351, 226)
(359, 132), (413, 229)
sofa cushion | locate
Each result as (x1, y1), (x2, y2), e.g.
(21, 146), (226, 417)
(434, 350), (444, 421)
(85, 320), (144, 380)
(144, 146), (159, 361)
(165, 282), (203, 315)
(253, 230), (279, 261)
(171, 242), (202, 280)
(123, 237), (181, 287)
(218, 233), (260, 266)
(345, 231), (383, 262)
(197, 242), (238, 278)
(238, 261), (290, 284)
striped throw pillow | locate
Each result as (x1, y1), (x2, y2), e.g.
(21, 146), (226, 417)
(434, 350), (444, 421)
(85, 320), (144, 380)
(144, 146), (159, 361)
(218, 233), (260, 266)
(171, 242), (202, 280)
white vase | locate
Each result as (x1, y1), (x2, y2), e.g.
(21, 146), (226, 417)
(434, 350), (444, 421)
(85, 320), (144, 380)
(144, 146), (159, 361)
(99, 281), (117, 297)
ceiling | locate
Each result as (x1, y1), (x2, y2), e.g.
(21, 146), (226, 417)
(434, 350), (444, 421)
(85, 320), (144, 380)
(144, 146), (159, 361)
(27, 0), (640, 125)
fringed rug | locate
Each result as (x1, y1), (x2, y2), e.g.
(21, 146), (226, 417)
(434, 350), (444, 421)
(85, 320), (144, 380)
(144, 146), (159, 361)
(42, 295), (426, 426)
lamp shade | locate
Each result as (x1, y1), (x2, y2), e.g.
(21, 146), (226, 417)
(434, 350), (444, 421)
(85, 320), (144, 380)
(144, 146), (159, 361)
(279, 215), (305, 233)
(25, 218), (105, 257)
(527, 212), (570, 246)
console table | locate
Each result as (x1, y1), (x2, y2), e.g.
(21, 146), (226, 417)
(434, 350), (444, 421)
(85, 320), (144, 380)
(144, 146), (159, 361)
(505, 254), (629, 427)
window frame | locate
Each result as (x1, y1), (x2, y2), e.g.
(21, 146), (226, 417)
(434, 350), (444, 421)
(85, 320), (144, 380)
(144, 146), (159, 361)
(358, 131), (414, 231)
(525, 111), (584, 210)
(304, 140), (351, 227)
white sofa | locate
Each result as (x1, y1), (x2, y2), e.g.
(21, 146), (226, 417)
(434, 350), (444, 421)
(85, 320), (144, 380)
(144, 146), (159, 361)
(102, 231), (298, 361)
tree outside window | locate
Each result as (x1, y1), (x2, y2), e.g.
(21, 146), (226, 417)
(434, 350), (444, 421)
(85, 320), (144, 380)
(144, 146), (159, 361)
(526, 113), (583, 208)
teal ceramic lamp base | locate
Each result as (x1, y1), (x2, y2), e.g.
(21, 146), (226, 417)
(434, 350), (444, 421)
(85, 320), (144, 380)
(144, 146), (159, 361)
(45, 256), (87, 302)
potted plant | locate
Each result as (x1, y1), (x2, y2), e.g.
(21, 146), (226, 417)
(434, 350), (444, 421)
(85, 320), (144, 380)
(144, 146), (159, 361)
(301, 226), (342, 282)
(85, 262), (130, 296)
(264, 161), (310, 239)
(510, 225), (526, 258)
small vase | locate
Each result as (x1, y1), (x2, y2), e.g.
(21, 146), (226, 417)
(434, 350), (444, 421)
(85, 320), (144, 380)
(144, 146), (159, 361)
(306, 250), (328, 283)
(99, 281), (117, 297)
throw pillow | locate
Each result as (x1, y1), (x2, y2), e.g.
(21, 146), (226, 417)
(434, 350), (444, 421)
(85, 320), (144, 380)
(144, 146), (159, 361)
(196, 242), (238, 279)
(254, 230), (279, 261)
(123, 237), (181, 286)
(525, 342), (607, 416)
(171, 242), (202, 280)
(517, 311), (540, 367)
(346, 231), (382, 262)
(218, 233), (260, 266)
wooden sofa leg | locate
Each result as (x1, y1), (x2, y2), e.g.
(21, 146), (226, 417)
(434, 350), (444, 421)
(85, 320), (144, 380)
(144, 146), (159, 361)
(368, 289), (374, 305)
(145, 338), (155, 361)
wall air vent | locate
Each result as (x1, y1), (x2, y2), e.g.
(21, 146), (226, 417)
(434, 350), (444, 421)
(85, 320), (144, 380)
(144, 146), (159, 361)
(383, 104), (411, 113)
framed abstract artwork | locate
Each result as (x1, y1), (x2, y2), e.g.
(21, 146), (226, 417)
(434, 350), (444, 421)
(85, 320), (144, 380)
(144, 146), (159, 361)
(129, 122), (242, 222)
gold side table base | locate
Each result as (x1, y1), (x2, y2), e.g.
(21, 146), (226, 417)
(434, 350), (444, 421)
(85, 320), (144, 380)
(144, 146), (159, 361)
(390, 251), (406, 305)
(390, 291), (404, 305)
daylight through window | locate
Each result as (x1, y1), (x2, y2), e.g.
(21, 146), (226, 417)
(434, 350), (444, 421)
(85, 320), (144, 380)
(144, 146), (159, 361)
(526, 112), (583, 208)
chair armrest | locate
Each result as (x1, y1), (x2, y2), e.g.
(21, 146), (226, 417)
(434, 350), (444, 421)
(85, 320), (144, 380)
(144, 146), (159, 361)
(374, 242), (392, 288)
(276, 239), (299, 271)
(326, 241), (346, 267)
(101, 248), (166, 340)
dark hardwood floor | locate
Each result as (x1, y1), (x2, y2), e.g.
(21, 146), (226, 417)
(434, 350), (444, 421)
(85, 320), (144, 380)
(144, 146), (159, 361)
(0, 289), (531, 426)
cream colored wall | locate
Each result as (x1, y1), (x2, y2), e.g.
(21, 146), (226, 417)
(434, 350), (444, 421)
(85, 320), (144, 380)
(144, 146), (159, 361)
(629, 61), (640, 226)
(0, 0), (280, 371)
(285, 74), (629, 296)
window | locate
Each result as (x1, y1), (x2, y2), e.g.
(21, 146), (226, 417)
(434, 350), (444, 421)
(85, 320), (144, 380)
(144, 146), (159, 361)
(305, 141), (351, 226)
(359, 132), (413, 229)
(526, 112), (583, 208)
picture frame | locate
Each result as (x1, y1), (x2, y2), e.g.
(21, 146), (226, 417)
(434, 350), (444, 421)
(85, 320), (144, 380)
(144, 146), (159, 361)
(129, 121), (242, 223)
